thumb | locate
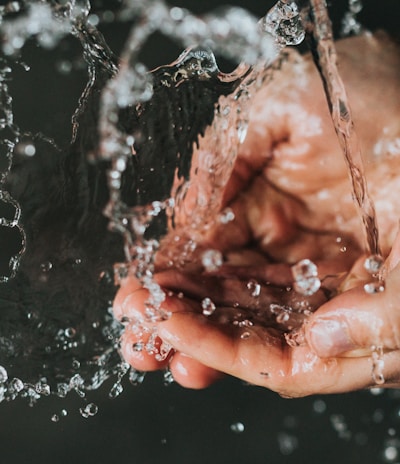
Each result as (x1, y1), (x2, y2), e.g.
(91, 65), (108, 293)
(305, 264), (400, 358)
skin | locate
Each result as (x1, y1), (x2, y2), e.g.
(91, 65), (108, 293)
(113, 32), (400, 396)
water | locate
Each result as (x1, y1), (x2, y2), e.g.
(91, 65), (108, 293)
(291, 259), (321, 296)
(308, 0), (381, 259)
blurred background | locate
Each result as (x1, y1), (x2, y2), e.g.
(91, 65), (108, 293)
(2, 0), (400, 463)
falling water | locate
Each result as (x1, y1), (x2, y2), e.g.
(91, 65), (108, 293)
(308, 0), (381, 259)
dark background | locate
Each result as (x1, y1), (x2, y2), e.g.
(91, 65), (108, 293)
(2, 1), (400, 463)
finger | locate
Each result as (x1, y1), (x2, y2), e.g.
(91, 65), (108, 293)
(113, 275), (143, 321)
(114, 277), (223, 383)
(306, 263), (400, 358)
(169, 352), (224, 389)
(157, 298), (400, 395)
(156, 300), (400, 395)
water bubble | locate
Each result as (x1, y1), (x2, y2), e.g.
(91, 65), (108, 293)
(291, 259), (321, 296)
(230, 422), (245, 433)
(240, 331), (251, 339)
(261, 0), (305, 46)
(0, 366), (8, 384)
(201, 249), (223, 272)
(201, 297), (216, 316)
(51, 414), (60, 423)
(61, 409), (68, 417)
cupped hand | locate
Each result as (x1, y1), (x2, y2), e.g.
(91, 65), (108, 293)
(114, 32), (400, 395)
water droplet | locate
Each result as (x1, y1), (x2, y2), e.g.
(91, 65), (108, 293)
(277, 431), (298, 455)
(72, 359), (81, 370)
(246, 279), (261, 297)
(330, 414), (351, 440)
(201, 249), (223, 272)
(40, 261), (53, 272)
(276, 311), (290, 324)
(313, 399), (327, 414)
(370, 387), (384, 396)
(15, 141), (36, 157)
(364, 281), (385, 294)
(384, 445), (398, 462)
(291, 259), (321, 296)
(132, 341), (144, 352)
(240, 331), (251, 339)
(364, 254), (384, 274)
(284, 328), (306, 347)
(349, 0), (363, 14)
(261, 0), (305, 46)
(163, 369), (174, 386)
(230, 422), (245, 433)
(57, 383), (69, 398)
(35, 382), (50, 396)
(129, 369), (146, 386)
(109, 381), (123, 399)
(219, 208), (235, 224)
(65, 327), (76, 338)
(10, 378), (24, 393)
(51, 414), (59, 423)
(79, 403), (98, 418)
(201, 297), (216, 316)
(0, 366), (8, 384)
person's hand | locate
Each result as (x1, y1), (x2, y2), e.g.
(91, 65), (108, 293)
(114, 32), (400, 396)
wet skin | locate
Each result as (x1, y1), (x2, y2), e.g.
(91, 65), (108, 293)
(114, 32), (400, 396)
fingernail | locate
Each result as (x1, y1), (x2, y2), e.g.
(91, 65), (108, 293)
(308, 318), (356, 357)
